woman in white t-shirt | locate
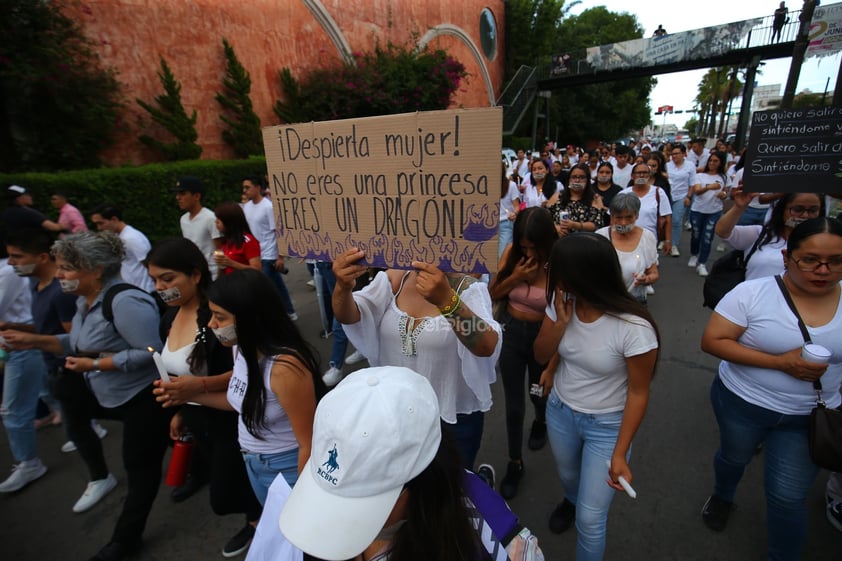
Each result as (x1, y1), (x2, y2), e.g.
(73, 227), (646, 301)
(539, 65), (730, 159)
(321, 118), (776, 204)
(687, 151), (729, 276)
(499, 161), (521, 258)
(715, 191), (825, 281)
(620, 162), (673, 254)
(700, 218), (842, 560)
(534, 233), (659, 560)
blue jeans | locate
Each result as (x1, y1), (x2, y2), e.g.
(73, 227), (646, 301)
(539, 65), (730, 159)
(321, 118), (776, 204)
(498, 220), (514, 259)
(261, 260), (295, 315)
(242, 448), (299, 506)
(689, 210), (722, 265)
(1, 350), (49, 462)
(737, 206), (768, 226)
(710, 377), (819, 561)
(671, 199), (687, 248)
(314, 261), (349, 367)
(445, 411), (485, 470)
(546, 392), (626, 561)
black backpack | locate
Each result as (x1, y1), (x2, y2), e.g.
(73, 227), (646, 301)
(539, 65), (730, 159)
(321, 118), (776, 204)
(102, 283), (167, 323)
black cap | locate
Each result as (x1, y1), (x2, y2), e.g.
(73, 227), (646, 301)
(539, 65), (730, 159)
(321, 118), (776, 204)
(173, 176), (205, 195)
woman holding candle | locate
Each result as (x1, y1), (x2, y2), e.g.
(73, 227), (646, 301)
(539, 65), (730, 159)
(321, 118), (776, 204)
(0, 231), (171, 561)
(147, 238), (262, 558)
(534, 233), (659, 560)
(213, 201), (261, 275)
(700, 218), (842, 561)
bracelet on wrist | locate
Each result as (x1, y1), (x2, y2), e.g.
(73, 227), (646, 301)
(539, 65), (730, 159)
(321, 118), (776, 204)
(438, 290), (459, 314)
(440, 292), (462, 317)
(93, 358), (100, 371)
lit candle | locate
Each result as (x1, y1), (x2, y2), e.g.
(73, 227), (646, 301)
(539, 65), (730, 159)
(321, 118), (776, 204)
(148, 346), (170, 383)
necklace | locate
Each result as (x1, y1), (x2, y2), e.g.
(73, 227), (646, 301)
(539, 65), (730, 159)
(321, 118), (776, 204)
(398, 313), (430, 357)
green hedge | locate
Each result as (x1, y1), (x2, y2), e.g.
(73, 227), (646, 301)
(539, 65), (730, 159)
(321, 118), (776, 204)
(1, 157), (267, 242)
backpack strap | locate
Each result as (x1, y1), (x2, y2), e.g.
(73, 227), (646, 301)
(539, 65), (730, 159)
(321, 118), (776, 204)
(102, 283), (145, 323)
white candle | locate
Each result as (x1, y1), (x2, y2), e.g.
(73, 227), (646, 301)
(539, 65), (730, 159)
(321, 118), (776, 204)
(606, 459), (637, 499)
(148, 347), (170, 383)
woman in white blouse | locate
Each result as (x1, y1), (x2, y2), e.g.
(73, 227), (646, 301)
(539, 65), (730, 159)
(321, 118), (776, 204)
(596, 193), (659, 305)
(332, 251), (502, 470)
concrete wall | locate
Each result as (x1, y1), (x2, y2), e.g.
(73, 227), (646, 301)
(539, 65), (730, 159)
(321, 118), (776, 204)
(65, 0), (505, 165)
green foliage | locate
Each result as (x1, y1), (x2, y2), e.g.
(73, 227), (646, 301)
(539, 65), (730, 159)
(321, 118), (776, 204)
(695, 67), (742, 138)
(0, 158), (266, 242)
(504, 0), (574, 80)
(792, 92), (829, 109)
(0, 0), (124, 172)
(273, 68), (307, 124)
(136, 57), (202, 161)
(273, 43), (467, 122)
(216, 39), (263, 158)
(684, 117), (699, 134)
(547, 7), (654, 144)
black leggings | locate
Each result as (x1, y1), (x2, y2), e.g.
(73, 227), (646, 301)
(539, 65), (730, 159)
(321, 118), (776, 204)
(54, 371), (173, 545)
(180, 405), (262, 521)
(499, 311), (547, 461)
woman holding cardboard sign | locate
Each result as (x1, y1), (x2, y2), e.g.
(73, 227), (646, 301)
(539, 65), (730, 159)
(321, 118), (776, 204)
(332, 251), (502, 470)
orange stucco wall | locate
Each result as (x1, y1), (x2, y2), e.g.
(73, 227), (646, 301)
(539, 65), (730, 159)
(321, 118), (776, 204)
(65, 0), (506, 165)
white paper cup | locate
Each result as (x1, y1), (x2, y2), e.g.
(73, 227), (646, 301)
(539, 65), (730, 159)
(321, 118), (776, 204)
(802, 343), (831, 365)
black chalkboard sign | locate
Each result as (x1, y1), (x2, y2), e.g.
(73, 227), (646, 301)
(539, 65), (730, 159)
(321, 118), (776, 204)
(743, 106), (842, 193)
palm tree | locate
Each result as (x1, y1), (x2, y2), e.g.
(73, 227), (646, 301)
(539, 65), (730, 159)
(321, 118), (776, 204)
(694, 66), (744, 138)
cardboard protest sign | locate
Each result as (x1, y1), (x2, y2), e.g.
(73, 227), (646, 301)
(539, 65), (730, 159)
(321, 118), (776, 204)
(743, 106), (842, 193)
(262, 108), (502, 273)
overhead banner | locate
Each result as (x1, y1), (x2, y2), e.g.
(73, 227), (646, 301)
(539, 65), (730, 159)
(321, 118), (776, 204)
(807, 2), (842, 59)
(584, 19), (761, 72)
(742, 106), (842, 193)
(262, 108), (502, 273)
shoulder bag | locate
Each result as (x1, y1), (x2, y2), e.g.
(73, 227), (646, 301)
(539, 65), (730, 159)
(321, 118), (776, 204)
(775, 275), (842, 472)
(702, 231), (763, 309)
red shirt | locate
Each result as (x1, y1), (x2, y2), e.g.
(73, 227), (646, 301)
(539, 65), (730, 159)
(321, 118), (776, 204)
(221, 233), (260, 275)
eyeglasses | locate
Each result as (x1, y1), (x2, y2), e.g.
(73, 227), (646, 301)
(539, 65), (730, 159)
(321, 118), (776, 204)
(788, 206), (821, 215)
(792, 256), (842, 273)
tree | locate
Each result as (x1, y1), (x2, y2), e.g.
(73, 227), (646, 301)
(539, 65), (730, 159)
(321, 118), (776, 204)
(548, 7), (655, 143)
(273, 42), (466, 122)
(684, 116), (699, 134)
(136, 57), (202, 161)
(504, 0), (577, 80)
(0, 0), (123, 172)
(216, 38), (262, 158)
(694, 66), (744, 138)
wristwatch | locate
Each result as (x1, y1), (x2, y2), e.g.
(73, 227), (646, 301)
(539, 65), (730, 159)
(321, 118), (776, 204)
(93, 358), (101, 372)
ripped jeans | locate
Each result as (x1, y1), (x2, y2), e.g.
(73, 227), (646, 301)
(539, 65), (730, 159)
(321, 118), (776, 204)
(689, 210), (722, 265)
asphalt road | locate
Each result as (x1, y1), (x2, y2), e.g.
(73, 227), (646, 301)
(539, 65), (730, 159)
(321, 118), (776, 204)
(0, 235), (838, 561)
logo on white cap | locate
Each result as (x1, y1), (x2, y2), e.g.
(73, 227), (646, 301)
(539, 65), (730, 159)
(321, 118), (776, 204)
(317, 444), (340, 485)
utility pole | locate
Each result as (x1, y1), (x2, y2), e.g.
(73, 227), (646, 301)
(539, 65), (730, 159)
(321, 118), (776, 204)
(782, 0), (818, 107)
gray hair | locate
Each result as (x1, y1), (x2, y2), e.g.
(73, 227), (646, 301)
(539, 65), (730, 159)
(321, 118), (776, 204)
(52, 231), (125, 280)
(609, 192), (641, 216)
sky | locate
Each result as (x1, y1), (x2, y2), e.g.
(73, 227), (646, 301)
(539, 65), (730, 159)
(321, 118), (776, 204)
(567, 0), (842, 128)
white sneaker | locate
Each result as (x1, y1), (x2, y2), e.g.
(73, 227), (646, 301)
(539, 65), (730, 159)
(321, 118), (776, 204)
(288, 312), (299, 322)
(344, 350), (366, 365)
(306, 279), (316, 289)
(697, 264), (709, 277)
(687, 256), (698, 268)
(716, 244), (726, 252)
(0, 460), (47, 493)
(657, 241), (665, 251)
(61, 420), (108, 453)
(670, 246), (680, 257)
(684, 222), (692, 231)
(645, 285), (655, 295)
(72, 473), (117, 513)
(322, 366), (343, 387)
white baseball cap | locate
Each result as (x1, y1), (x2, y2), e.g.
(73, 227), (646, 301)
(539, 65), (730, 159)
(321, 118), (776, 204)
(279, 366), (441, 561)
